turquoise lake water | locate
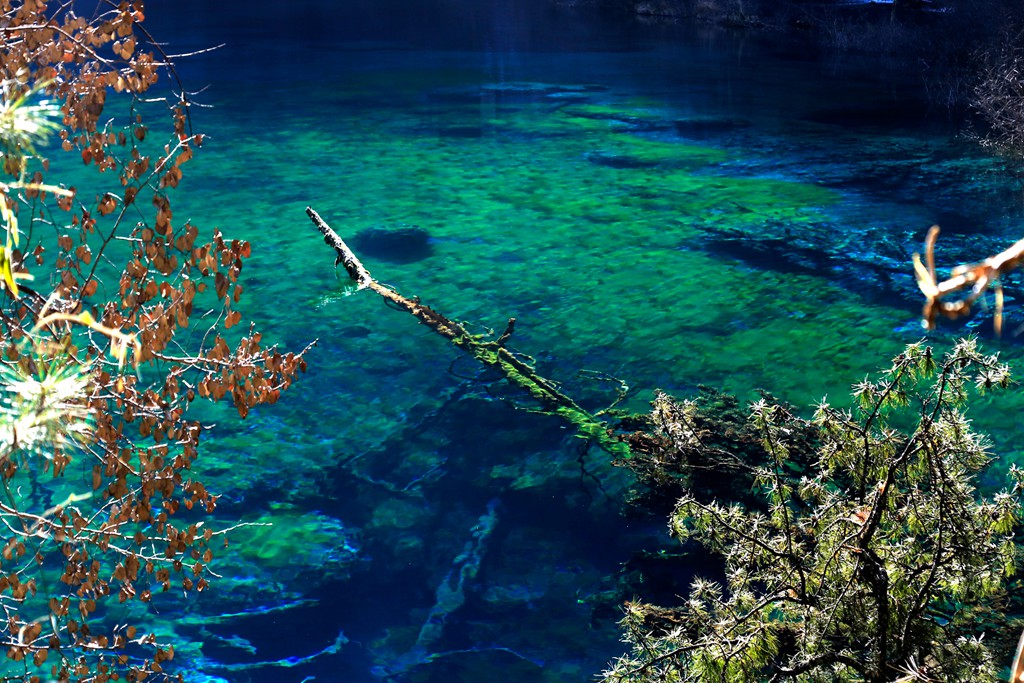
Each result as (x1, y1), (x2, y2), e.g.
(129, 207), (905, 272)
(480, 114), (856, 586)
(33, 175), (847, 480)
(51, 4), (1024, 681)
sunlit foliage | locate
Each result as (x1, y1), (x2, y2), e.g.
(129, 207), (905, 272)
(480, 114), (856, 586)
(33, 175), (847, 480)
(0, 2), (310, 680)
(606, 340), (1022, 683)
(973, 26), (1024, 159)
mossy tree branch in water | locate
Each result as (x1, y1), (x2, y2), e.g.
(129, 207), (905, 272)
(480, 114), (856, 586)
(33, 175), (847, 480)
(305, 206), (630, 459)
(605, 339), (1023, 683)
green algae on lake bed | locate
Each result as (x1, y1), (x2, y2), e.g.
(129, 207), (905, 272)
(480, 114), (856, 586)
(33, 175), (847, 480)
(111, 61), (1024, 510)
(41, 38), (1024, 681)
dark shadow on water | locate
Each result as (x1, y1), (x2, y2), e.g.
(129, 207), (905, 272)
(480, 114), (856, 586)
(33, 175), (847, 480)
(227, 392), (666, 683)
(351, 227), (435, 265)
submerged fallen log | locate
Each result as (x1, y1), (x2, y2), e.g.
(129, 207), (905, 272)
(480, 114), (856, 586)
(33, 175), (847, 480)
(305, 206), (630, 459)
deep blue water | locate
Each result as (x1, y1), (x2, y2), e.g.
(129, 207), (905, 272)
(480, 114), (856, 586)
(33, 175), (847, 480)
(90, 3), (1024, 682)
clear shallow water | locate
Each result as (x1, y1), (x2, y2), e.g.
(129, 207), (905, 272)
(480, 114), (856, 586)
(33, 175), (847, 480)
(61, 4), (1024, 681)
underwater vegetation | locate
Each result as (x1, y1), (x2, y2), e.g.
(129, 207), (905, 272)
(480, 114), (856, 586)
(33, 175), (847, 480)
(165, 64), (1024, 680)
(16, 2), (1024, 676)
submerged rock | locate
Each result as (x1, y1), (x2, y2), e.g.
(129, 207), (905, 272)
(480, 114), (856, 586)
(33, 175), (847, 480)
(585, 151), (660, 169)
(350, 225), (434, 264)
(428, 82), (606, 105)
(562, 103), (673, 131)
(431, 125), (487, 138)
(673, 116), (751, 138)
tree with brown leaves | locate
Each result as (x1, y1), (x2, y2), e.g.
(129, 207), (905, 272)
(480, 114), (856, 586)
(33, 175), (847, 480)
(0, 2), (310, 680)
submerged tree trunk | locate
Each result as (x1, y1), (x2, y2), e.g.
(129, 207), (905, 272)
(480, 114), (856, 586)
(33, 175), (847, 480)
(305, 206), (631, 459)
